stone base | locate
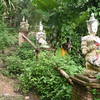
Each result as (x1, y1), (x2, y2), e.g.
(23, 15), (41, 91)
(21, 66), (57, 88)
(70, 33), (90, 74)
(71, 74), (100, 100)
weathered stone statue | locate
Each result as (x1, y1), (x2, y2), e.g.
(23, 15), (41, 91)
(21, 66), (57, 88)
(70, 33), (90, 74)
(19, 17), (29, 46)
(81, 13), (100, 76)
(36, 21), (49, 48)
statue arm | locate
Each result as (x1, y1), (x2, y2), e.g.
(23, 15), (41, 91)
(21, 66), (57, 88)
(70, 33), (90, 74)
(81, 40), (97, 55)
(81, 40), (88, 55)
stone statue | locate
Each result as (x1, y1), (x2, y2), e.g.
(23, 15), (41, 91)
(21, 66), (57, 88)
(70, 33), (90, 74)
(19, 17), (29, 46)
(81, 13), (100, 76)
(36, 21), (49, 48)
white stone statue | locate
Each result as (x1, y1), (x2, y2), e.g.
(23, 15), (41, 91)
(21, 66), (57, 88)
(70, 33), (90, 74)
(36, 21), (49, 48)
(19, 17), (29, 46)
(20, 17), (29, 32)
(81, 13), (100, 75)
(87, 13), (99, 34)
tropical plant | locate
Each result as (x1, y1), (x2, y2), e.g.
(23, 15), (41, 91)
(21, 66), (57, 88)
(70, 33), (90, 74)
(32, 0), (100, 65)
(6, 46), (84, 100)
(0, 21), (17, 50)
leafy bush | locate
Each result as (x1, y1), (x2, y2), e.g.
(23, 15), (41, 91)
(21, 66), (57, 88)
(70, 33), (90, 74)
(0, 21), (17, 50)
(6, 43), (36, 75)
(33, 0), (100, 66)
(6, 56), (24, 75)
(96, 74), (100, 79)
(92, 88), (100, 100)
(6, 47), (84, 100)
(17, 48), (35, 60)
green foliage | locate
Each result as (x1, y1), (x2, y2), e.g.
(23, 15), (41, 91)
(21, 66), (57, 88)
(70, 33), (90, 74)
(96, 74), (100, 79)
(0, 21), (17, 50)
(16, 44), (35, 60)
(6, 45), (84, 100)
(32, 0), (88, 66)
(6, 56), (23, 75)
(6, 43), (36, 75)
(92, 89), (100, 100)
(1, 0), (99, 99)
(32, 0), (100, 66)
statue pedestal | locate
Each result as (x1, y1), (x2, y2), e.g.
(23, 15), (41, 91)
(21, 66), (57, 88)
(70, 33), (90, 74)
(71, 75), (100, 100)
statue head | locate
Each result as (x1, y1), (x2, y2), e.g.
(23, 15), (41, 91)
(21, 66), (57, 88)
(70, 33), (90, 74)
(22, 16), (25, 22)
(87, 13), (99, 35)
(39, 21), (43, 32)
(20, 17), (29, 31)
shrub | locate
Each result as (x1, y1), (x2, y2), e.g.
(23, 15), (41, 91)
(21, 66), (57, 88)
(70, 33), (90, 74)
(0, 21), (17, 50)
(6, 56), (24, 75)
(6, 49), (84, 100)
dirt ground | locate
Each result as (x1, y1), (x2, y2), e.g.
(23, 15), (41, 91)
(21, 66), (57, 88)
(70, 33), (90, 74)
(0, 72), (40, 100)
(0, 73), (20, 96)
(0, 49), (40, 100)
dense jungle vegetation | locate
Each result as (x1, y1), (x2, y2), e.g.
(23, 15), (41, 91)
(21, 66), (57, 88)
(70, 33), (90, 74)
(0, 0), (100, 100)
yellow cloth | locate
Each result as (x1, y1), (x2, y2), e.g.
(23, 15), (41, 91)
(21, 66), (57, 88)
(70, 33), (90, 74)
(61, 48), (68, 56)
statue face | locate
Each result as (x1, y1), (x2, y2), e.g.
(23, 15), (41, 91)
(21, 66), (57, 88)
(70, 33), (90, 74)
(40, 25), (43, 31)
(20, 22), (29, 31)
(91, 21), (98, 33)
(87, 13), (99, 34)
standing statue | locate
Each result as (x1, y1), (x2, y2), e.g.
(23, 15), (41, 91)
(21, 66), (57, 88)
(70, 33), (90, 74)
(19, 17), (29, 46)
(36, 21), (49, 48)
(81, 13), (100, 76)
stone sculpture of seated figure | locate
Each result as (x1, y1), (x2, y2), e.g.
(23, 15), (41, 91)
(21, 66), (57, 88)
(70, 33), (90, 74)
(81, 13), (100, 76)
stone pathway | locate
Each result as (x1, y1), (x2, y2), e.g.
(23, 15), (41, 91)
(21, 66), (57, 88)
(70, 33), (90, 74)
(0, 73), (24, 100)
(0, 73), (40, 100)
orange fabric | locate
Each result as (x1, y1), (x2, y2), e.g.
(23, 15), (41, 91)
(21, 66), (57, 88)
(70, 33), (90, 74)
(61, 48), (68, 56)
